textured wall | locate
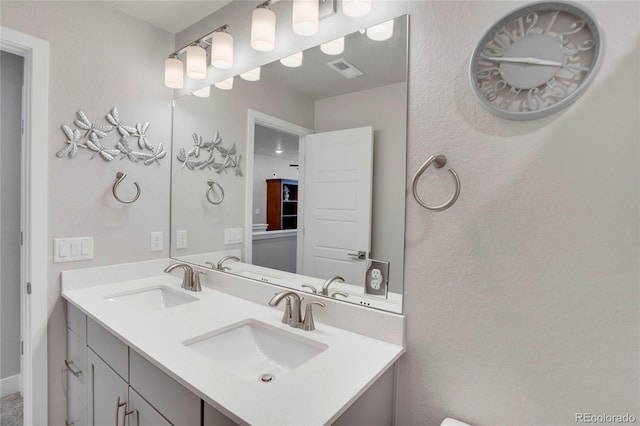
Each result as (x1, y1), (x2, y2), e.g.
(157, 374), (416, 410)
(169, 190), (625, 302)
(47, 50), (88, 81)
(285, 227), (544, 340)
(0, 2), (174, 424)
(0, 50), (23, 380)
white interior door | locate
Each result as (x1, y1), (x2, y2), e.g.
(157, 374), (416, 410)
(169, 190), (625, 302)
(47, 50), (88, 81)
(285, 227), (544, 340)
(300, 126), (373, 284)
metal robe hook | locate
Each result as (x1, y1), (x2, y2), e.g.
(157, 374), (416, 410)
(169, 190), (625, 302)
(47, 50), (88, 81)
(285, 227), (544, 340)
(112, 171), (141, 204)
(206, 179), (225, 205)
(411, 154), (461, 211)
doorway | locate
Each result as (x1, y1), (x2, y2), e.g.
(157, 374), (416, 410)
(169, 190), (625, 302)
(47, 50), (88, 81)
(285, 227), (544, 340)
(0, 26), (50, 426)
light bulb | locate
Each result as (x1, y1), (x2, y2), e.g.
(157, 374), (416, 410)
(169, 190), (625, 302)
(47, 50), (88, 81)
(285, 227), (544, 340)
(367, 19), (394, 41)
(186, 44), (207, 79)
(164, 56), (184, 89)
(240, 67), (261, 81)
(211, 31), (234, 69)
(192, 85), (210, 98)
(342, 0), (371, 18)
(280, 51), (303, 68)
(214, 77), (234, 90)
(251, 7), (276, 52)
(292, 0), (319, 36)
(320, 37), (345, 55)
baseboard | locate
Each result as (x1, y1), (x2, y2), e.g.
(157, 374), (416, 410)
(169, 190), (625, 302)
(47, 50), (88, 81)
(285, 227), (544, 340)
(0, 374), (21, 397)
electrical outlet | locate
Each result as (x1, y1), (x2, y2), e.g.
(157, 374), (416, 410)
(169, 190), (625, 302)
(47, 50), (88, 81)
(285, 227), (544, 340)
(176, 230), (188, 249)
(150, 232), (163, 252)
(255, 208), (261, 215)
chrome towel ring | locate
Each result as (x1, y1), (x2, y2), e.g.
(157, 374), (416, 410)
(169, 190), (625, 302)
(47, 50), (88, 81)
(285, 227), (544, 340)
(112, 171), (141, 204)
(206, 180), (225, 205)
(412, 154), (461, 212)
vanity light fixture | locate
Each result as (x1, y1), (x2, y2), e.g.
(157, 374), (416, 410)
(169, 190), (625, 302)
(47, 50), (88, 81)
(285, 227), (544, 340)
(366, 19), (393, 41)
(211, 30), (234, 69)
(251, 2), (277, 52)
(342, 0), (371, 18)
(292, 0), (319, 36)
(320, 36), (344, 55)
(280, 51), (304, 67)
(186, 44), (207, 79)
(164, 55), (184, 89)
(240, 67), (261, 81)
(193, 85), (211, 98)
(214, 77), (234, 90)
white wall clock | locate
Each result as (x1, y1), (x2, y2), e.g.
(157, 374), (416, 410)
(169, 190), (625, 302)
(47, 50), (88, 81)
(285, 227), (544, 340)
(469, 1), (604, 120)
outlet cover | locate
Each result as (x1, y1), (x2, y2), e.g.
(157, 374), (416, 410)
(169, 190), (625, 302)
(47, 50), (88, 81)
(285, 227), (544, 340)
(176, 230), (188, 249)
(150, 232), (163, 252)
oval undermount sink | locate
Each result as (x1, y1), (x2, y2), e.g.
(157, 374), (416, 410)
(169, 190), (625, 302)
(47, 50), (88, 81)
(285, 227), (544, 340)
(183, 319), (328, 382)
(105, 285), (199, 311)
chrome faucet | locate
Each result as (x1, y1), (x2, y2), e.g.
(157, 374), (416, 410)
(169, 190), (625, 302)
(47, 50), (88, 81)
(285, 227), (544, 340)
(321, 275), (344, 296)
(216, 255), (240, 271)
(164, 263), (204, 292)
(269, 291), (303, 328)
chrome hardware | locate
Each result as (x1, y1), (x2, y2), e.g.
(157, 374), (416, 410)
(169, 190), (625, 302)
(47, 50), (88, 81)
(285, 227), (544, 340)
(411, 154), (461, 211)
(205, 261), (216, 269)
(281, 296), (293, 325)
(301, 284), (318, 294)
(112, 172), (141, 204)
(116, 396), (126, 426)
(206, 180), (225, 205)
(216, 255), (240, 271)
(347, 250), (366, 260)
(302, 301), (325, 331)
(65, 421), (74, 426)
(331, 291), (349, 299)
(164, 263), (203, 292)
(269, 291), (303, 328)
(64, 359), (82, 377)
(124, 404), (137, 426)
(321, 275), (344, 296)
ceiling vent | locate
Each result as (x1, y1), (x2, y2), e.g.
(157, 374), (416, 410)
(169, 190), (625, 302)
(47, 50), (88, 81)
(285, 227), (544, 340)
(326, 59), (364, 79)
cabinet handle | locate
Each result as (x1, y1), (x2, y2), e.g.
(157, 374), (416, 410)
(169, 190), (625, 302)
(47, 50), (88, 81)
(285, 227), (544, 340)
(123, 404), (138, 426)
(115, 396), (126, 426)
(64, 360), (82, 377)
(347, 250), (366, 260)
(65, 421), (74, 426)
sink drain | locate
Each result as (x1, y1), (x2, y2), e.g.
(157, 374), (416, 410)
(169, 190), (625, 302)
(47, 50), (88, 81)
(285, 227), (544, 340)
(259, 374), (275, 383)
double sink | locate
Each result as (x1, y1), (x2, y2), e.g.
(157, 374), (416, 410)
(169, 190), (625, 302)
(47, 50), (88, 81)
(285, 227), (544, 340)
(105, 285), (327, 383)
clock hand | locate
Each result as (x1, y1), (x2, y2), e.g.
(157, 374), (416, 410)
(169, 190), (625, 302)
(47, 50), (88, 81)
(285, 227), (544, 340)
(486, 56), (563, 67)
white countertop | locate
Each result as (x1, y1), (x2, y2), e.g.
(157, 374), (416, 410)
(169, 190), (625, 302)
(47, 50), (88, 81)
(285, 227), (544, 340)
(62, 271), (404, 425)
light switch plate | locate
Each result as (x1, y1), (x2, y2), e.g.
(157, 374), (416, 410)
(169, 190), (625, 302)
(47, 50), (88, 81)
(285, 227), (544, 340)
(54, 237), (94, 263)
(224, 228), (243, 245)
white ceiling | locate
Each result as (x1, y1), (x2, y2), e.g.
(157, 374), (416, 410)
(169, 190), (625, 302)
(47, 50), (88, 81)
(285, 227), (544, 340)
(255, 125), (300, 162)
(103, 1), (233, 34)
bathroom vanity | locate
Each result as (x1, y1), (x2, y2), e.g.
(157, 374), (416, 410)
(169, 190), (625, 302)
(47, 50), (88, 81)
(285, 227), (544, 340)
(62, 260), (405, 426)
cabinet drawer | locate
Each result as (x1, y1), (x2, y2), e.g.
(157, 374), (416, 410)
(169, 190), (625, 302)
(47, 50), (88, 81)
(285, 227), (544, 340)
(127, 388), (171, 426)
(67, 390), (88, 426)
(67, 303), (87, 342)
(203, 402), (238, 426)
(87, 318), (128, 381)
(66, 329), (87, 409)
(129, 350), (200, 426)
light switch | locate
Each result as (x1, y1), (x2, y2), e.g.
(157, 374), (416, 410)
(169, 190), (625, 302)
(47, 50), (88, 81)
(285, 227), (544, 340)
(70, 240), (80, 256)
(58, 240), (70, 258)
(54, 237), (94, 263)
(81, 238), (93, 256)
(224, 228), (243, 245)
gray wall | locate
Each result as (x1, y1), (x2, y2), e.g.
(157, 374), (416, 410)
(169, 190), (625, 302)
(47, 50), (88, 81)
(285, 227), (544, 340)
(0, 2), (174, 424)
(253, 153), (299, 226)
(0, 50), (23, 381)
(315, 82), (407, 295)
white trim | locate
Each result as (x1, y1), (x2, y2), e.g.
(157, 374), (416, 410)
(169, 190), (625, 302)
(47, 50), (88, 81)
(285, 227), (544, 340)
(0, 374), (22, 398)
(244, 109), (312, 266)
(1, 26), (49, 426)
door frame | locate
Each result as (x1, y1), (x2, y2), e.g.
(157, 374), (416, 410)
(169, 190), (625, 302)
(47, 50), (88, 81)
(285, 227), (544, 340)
(1, 26), (49, 426)
(244, 109), (312, 264)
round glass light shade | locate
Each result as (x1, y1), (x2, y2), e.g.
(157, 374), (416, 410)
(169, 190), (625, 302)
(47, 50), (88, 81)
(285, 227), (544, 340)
(164, 57), (184, 89)
(280, 52), (303, 68)
(292, 0), (319, 36)
(240, 67), (261, 81)
(214, 77), (234, 90)
(342, 0), (371, 17)
(320, 37), (345, 55)
(367, 19), (394, 41)
(193, 85), (210, 98)
(186, 45), (207, 79)
(251, 7), (276, 52)
(211, 31), (234, 69)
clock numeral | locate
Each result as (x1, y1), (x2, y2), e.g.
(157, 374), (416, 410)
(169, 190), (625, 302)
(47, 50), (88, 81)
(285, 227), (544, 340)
(544, 78), (569, 100)
(562, 61), (591, 77)
(481, 43), (506, 58)
(481, 80), (507, 101)
(559, 20), (586, 38)
(563, 39), (595, 56)
(499, 87), (522, 111)
(544, 10), (560, 34)
(476, 66), (501, 80)
(524, 12), (540, 35)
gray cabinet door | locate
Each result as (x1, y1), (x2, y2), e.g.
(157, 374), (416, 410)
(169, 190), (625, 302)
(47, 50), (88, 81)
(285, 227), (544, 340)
(87, 348), (128, 426)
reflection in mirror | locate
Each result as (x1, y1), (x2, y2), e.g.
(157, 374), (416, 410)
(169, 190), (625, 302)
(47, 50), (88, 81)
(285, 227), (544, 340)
(171, 15), (408, 313)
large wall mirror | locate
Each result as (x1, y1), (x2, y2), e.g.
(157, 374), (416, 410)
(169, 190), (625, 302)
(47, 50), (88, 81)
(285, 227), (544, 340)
(171, 15), (408, 313)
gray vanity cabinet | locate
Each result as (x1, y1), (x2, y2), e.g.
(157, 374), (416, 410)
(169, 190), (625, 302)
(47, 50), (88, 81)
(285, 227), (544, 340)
(86, 348), (129, 426)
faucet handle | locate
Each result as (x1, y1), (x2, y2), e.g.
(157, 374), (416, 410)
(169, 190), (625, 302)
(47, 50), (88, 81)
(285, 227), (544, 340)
(205, 261), (216, 269)
(192, 271), (205, 292)
(281, 296), (293, 325)
(301, 284), (318, 294)
(302, 301), (325, 331)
